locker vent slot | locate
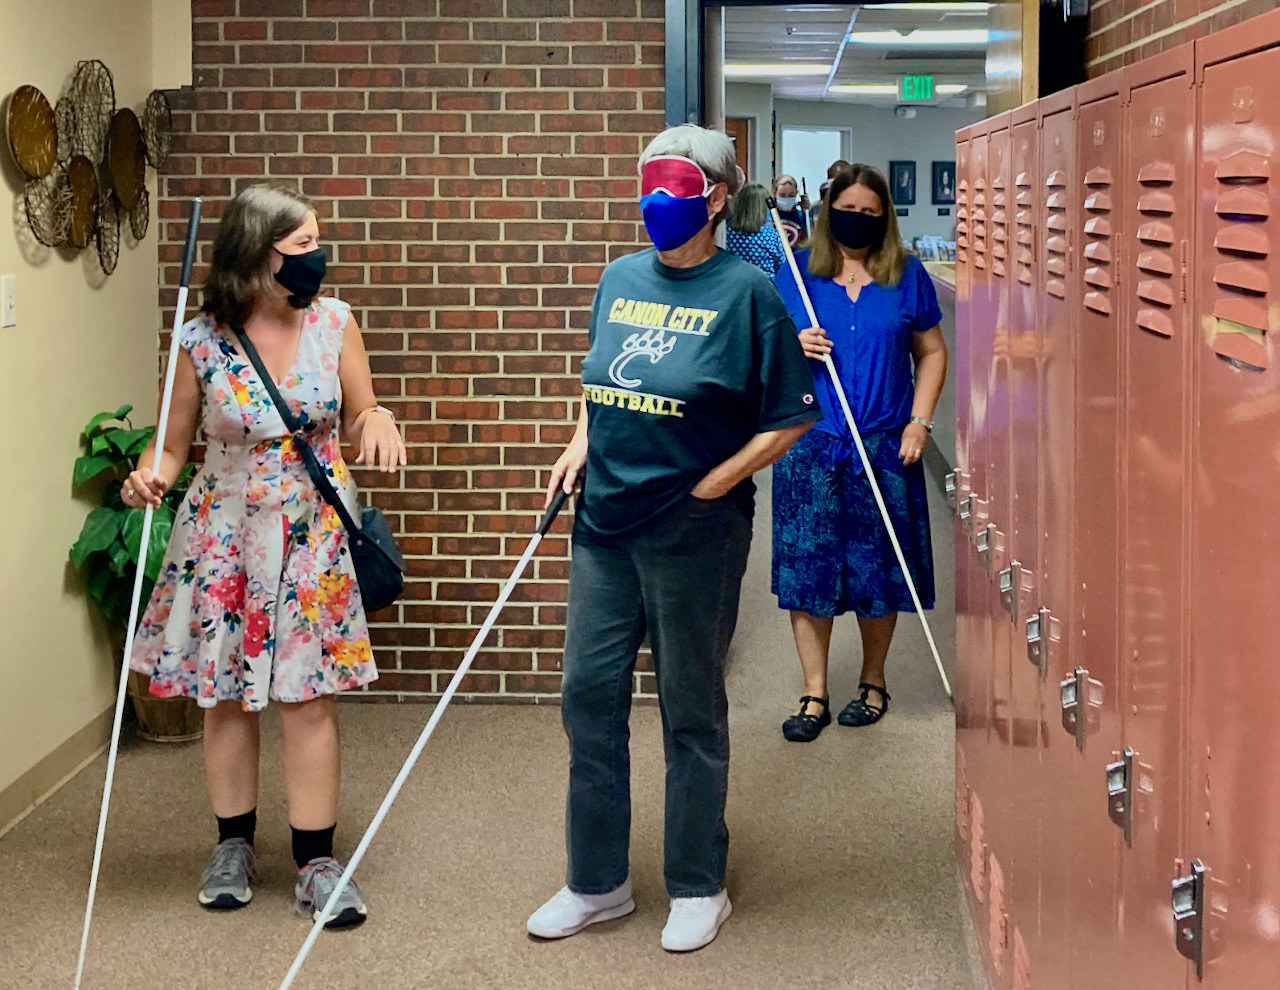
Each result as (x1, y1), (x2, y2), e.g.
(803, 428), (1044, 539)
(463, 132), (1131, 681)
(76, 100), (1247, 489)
(1047, 214), (1067, 232)
(1084, 266), (1112, 289)
(1210, 147), (1273, 355)
(957, 206), (969, 220)
(958, 234), (970, 247)
(1215, 187), (1270, 218)
(1213, 261), (1269, 295)
(1015, 168), (1034, 284)
(993, 192), (1008, 207)
(1047, 278), (1066, 298)
(1017, 248), (1033, 265)
(1016, 191), (1032, 206)
(1137, 250), (1174, 276)
(1017, 228), (1033, 246)
(1211, 324), (1267, 370)
(1018, 269), (1033, 285)
(975, 177), (986, 190)
(994, 261), (1008, 276)
(994, 243), (1008, 259)
(1015, 171), (1031, 187)
(959, 179), (969, 192)
(1138, 191), (1176, 214)
(974, 223), (988, 238)
(1084, 291), (1113, 314)
(993, 225), (1008, 243)
(1215, 150), (1270, 182)
(1045, 235), (1067, 254)
(1015, 208), (1031, 224)
(1047, 256), (1065, 276)
(1046, 191), (1068, 209)
(1214, 225), (1270, 257)
(1137, 161), (1175, 184)
(992, 209), (1008, 225)
(1045, 170), (1067, 188)
(1137, 279), (1174, 306)
(973, 209), (988, 222)
(1044, 170), (1067, 299)
(993, 174), (1007, 191)
(1137, 309), (1174, 337)
(1138, 221), (1175, 245)
(1082, 170), (1114, 319)
(1213, 296), (1269, 332)
(974, 192), (987, 207)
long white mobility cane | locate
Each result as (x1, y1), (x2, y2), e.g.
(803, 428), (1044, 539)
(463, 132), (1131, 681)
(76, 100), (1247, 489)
(770, 208), (953, 702)
(74, 199), (203, 990)
(276, 486), (571, 990)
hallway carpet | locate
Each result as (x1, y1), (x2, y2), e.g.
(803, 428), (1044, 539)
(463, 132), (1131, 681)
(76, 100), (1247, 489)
(1, 478), (984, 990)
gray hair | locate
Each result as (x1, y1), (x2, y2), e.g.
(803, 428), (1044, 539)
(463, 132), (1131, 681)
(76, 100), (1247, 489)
(639, 124), (744, 197)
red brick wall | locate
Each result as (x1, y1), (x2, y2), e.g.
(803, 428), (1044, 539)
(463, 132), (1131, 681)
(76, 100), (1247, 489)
(1087, 0), (1276, 75)
(159, 0), (665, 701)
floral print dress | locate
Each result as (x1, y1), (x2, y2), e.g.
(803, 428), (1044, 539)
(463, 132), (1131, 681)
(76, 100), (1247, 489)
(131, 297), (377, 711)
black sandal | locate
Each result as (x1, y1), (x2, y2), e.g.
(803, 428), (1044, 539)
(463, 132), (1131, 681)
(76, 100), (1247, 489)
(782, 696), (831, 742)
(838, 683), (891, 727)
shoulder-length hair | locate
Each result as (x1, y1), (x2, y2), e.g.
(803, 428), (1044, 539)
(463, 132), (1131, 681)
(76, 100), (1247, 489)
(202, 184), (316, 329)
(729, 182), (770, 235)
(807, 164), (908, 287)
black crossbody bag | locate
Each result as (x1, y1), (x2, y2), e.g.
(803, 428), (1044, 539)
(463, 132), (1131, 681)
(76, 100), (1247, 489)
(235, 328), (405, 612)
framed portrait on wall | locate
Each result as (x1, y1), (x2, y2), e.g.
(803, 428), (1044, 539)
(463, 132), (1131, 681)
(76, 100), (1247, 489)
(932, 161), (957, 205)
(889, 160), (916, 206)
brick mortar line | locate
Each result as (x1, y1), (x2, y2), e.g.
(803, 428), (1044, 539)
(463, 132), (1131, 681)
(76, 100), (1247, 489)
(1088, 0), (1257, 56)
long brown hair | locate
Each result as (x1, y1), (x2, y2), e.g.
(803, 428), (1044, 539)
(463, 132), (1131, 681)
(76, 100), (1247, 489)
(202, 183), (316, 329)
(729, 182), (770, 234)
(807, 164), (908, 286)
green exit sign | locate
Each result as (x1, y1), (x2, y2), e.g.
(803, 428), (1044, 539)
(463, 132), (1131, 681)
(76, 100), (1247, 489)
(898, 75), (935, 101)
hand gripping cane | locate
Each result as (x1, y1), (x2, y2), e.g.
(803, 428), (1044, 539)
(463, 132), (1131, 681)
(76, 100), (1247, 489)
(74, 199), (203, 990)
(770, 208), (953, 702)
(276, 487), (571, 990)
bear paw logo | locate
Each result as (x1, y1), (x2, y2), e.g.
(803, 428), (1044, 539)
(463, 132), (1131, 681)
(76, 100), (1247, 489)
(608, 328), (678, 389)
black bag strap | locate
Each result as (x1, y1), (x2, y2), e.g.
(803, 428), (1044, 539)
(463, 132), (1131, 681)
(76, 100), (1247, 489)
(233, 327), (364, 536)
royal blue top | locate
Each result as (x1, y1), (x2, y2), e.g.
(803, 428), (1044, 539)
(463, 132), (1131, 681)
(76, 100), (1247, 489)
(774, 251), (941, 462)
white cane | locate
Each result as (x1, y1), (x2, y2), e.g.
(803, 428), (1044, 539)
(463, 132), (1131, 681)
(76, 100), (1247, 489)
(74, 200), (203, 990)
(770, 208), (953, 702)
(275, 487), (570, 990)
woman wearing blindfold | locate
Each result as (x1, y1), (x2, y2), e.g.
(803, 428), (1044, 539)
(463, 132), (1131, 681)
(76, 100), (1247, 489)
(771, 165), (947, 742)
(528, 125), (820, 952)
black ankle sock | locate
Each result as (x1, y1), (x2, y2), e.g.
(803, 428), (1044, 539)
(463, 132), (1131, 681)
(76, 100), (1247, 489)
(216, 809), (257, 846)
(292, 824), (336, 869)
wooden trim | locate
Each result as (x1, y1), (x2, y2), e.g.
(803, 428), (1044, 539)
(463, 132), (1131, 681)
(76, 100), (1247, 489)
(0, 707), (114, 839)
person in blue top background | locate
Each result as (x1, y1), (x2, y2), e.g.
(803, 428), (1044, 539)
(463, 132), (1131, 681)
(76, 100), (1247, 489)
(725, 182), (788, 276)
(771, 164), (947, 741)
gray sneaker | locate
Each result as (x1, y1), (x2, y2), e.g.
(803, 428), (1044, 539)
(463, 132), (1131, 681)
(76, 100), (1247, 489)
(295, 857), (368, 929)
(198, 838), (255, 910)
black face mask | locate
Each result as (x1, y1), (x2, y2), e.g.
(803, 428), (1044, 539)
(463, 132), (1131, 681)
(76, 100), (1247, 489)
(273, 246), (326, 301)
(828, 208), (888, 251)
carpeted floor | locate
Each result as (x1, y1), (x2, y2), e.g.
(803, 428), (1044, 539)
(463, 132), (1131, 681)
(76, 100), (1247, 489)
(2, 476), (984, 990)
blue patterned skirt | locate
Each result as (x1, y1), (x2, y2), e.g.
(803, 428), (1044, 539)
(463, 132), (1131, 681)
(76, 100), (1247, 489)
(772, 428), (935, 618)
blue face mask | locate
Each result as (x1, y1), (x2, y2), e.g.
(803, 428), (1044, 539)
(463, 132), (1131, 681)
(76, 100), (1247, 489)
(640, 191), (712, 252)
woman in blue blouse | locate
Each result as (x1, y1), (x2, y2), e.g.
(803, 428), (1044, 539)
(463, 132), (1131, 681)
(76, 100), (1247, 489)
(772, 164), (947, 741)
(725, 183), (788, 277)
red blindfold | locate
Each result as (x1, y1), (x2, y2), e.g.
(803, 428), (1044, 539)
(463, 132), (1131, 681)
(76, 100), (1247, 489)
(640, 156), (713, 199)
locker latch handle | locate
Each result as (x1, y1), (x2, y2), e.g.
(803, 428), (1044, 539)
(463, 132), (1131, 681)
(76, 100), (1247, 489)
(1106, 746), (1134, 847)
(1172, 860), (1206, 979)
(1026, 607), (1050, 675)
(1060, 667), (1103, 750)
(945, 471), (958, 512)
(999, 560), (1020, 621)
(976, 524), (995, 570)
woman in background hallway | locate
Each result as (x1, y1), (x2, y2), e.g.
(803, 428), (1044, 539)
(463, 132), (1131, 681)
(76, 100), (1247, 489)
(772, 164), (947, 742)
(726, 182), (788, 276)
(527, 124), (819, 952)
(125, 184), (406, 927)
(772, 173), (809, 247)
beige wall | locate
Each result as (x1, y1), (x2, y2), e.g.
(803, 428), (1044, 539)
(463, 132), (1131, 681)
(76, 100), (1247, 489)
(0, 0), (188, 818)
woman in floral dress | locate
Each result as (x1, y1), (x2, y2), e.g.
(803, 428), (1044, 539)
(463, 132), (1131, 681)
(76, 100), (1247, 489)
(124, 184), (406, 928)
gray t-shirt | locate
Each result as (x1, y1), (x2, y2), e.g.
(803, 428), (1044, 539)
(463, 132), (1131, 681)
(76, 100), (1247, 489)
(576, 248), (821, 540)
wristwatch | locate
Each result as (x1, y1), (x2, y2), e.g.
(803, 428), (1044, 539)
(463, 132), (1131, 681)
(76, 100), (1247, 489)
(910, 416), (934, 433)
(370, 404), (396, 421)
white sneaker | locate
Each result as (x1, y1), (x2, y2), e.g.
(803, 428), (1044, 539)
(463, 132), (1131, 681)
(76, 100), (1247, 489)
(661, 891), (733, 952)
(527, 879), (635, 939)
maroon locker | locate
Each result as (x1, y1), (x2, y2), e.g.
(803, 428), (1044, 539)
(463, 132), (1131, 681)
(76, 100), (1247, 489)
(954, 127), (976, 884)
(1034, 87), (1078, 990)
(1066, 68), (1128, 990)
(1188, 11), (1280, 987)
(1003, 100), (1046, 990)
(958, 116), (1000, 977)
(1116, 43), (1195, 990)
(982, 111), (1017, 988)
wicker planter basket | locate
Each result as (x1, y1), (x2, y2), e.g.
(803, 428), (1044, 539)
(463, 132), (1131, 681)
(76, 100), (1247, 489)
(127, 671), (203, 743)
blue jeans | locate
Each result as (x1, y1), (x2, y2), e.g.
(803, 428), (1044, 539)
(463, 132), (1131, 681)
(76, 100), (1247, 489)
(562, 496), (752, 898)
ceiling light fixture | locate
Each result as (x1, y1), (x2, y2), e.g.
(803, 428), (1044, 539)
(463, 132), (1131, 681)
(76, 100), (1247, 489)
(724, 63), (833, 77)
(829, 84), (899, 95)
(861, 2), (991, 9)
(846, 28), (989, 44)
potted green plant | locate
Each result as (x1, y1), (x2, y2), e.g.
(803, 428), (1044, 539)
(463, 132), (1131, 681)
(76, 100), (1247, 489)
(70, 404), (201, 742)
